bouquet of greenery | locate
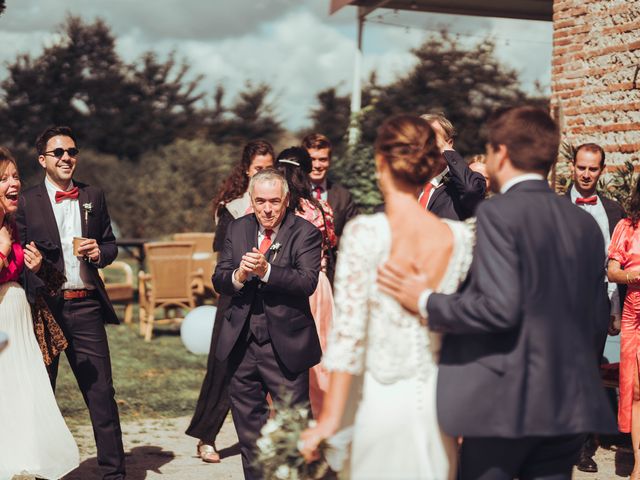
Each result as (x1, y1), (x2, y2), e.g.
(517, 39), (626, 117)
(253, 396), (338, 480)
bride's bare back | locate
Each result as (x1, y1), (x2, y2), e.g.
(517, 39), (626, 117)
(387, 200), (453, 291)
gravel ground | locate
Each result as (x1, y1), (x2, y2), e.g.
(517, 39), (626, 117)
(15, 416), (623, 480)
(61, 415), (242, 480)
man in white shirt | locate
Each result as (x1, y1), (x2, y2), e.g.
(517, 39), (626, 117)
(16, 126), (125, 480)
(567, 142), (625, 473)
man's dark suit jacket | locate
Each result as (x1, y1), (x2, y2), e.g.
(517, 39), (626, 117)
(326, 179), (358, 239)
(213, 211), (322, 374)
(427, 179), (616, 438)
(427, 150), (486, 220)
(16, 181), (119, 324)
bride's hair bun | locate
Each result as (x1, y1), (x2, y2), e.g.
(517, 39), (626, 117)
(374, 115), (440, 186)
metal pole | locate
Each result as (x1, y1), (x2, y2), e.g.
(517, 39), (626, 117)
(348, 10), (364, 146)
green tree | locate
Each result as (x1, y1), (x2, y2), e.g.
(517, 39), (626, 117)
(312, 34), (549, 157)
(0, 1), (6, 16)
(205, 83), (283, 146)
(0, 16), (203, 160)
(82, 139), (237, 237)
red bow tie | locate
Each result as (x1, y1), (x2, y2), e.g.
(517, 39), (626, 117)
(575, 195), (597, 206)
(55, 186), (79, 203)
(576, 195), (598, 205)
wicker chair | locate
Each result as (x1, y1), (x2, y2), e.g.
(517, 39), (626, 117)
(138, 241), (204, 341)
(98, 261), (134, 324)
(173, 232), (217, 298)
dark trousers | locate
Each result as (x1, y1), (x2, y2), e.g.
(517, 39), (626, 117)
(49, 295), (126, 480)
(185, 294), (231, 444)
(459, 435), (585, 480)
(228, 336), (309, 480)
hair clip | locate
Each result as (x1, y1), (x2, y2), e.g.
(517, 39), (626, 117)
(278, 158), (300, 166)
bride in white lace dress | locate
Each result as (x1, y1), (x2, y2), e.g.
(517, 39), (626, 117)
(300, 115), (475, 479)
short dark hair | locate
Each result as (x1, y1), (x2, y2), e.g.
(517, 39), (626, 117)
(35, 126), (78, 155)
(574, 143), (605, 167)
(487, 106), (559, 174)
(301, 133), (332, 158)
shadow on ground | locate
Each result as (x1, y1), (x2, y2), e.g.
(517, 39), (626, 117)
(63, 446), (175, 480)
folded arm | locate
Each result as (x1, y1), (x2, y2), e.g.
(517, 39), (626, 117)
(443, 150), (486, 214)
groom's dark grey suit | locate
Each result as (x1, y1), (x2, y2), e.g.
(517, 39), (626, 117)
(427, 179), (616, 478)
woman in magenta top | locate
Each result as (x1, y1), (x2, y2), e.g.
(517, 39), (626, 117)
(608, 182), (640, 478)
(0, 147), (79, 479)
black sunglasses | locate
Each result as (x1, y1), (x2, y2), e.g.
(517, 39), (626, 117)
(44, 147), (79, 159)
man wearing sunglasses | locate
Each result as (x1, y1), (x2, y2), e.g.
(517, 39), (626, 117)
(16, 126), (126, 480)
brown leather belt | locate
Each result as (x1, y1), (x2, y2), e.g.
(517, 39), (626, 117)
(63, 289), (94, 300)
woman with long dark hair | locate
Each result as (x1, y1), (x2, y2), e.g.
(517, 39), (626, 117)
(275, 147), (337, 416)
(186, 139), (274, 463)
(608, 180), (640, 479)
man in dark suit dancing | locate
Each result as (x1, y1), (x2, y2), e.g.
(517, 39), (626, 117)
(213, 168), (322, 479)
(16, 126), (125, 480)
(567, 142), (625, 472)
(418, 113), (486, 220)
(379, 106), (616, 479)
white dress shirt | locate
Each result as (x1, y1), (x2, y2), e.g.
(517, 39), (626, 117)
(232, 223), (280, 290)
(570, 186), (620, 314)
(44, 177), (94, 290)
(418, 172), (545, 318)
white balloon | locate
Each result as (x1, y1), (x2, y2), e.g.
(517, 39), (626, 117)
(180, 306), (217, 355)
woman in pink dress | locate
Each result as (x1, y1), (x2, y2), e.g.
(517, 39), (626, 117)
(276, 147), (338, 417)
(0, 147), (79, 479)
(608, 187), (640, 479)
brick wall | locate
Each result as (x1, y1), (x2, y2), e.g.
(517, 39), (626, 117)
(551, 0), (640, 169)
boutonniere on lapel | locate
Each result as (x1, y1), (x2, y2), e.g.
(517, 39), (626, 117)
(269, 242), (282, 261)
(82, 202), (92, 226)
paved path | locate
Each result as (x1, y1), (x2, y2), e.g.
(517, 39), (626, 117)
(62, 415), (243, 480)
(50, 415), (632, 479)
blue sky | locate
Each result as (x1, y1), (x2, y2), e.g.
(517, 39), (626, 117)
(0, 1), (552, 131)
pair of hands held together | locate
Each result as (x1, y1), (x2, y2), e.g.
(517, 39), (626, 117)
(0, 222), (43, 273)
(234, 248), (269, 284)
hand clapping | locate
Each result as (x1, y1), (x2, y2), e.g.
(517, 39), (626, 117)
(236, 248), (269, 283)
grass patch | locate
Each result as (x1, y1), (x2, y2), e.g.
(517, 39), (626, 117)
(56, 323), (208, 426)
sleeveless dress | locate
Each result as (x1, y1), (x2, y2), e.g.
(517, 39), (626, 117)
(323, 213), (475, 480)
(0, 239), (79, 479)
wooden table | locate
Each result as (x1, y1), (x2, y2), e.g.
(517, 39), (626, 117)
(117, 238), (148, 271)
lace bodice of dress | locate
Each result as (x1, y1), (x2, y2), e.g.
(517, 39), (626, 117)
(323, 213), (475, 383)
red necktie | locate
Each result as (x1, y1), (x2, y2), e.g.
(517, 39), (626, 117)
(314, 185), (323, 200)
(575, 195), (597, 206)
(259, 229), (273, 254)
(419, 183), (433, 209)
(55, 186), (79, 203)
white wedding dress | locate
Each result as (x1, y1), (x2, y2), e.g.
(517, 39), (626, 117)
(323, 213), (474, 480)
(0, 281), (79, 480)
